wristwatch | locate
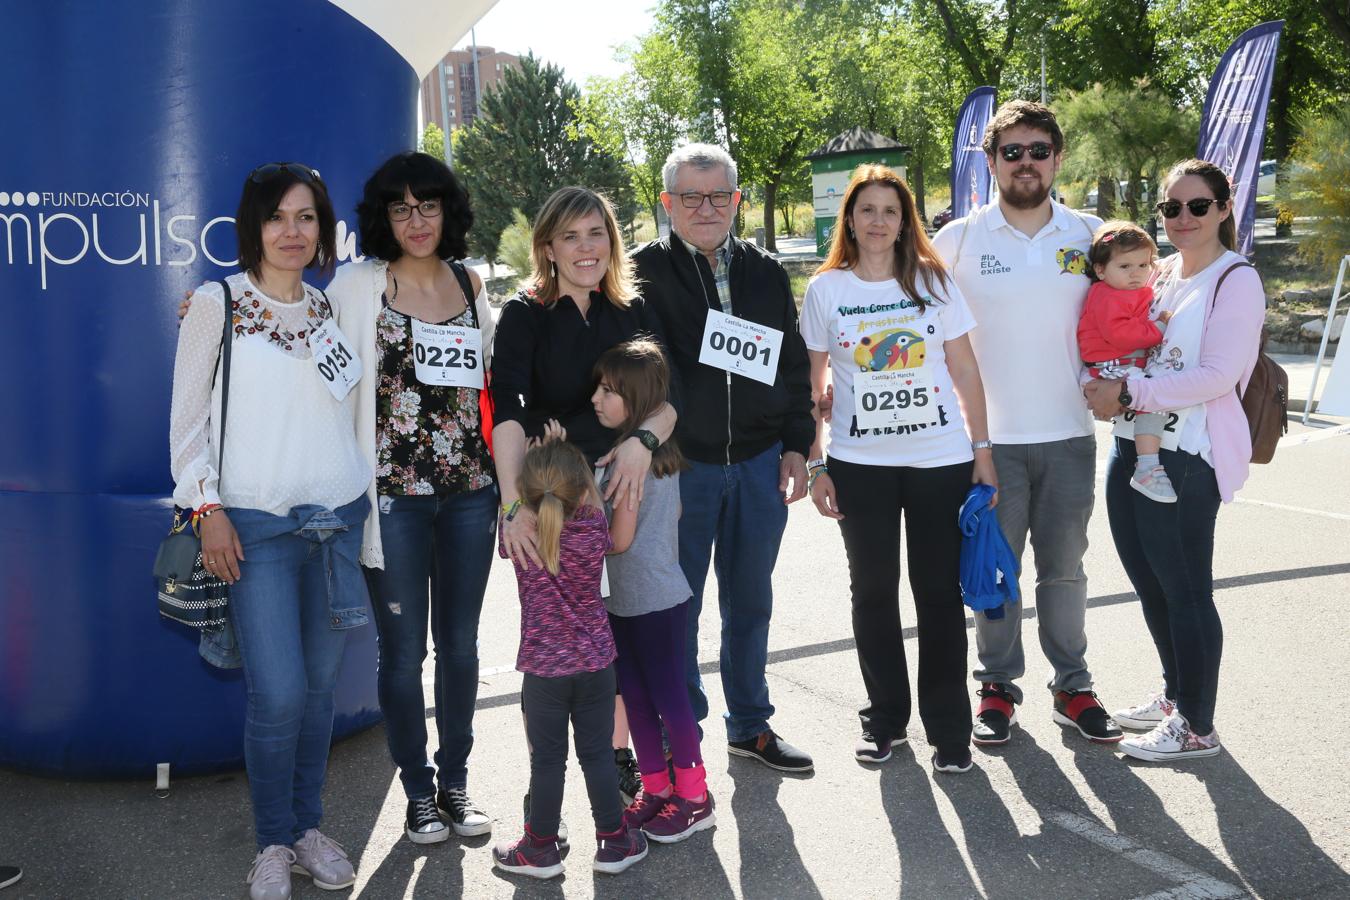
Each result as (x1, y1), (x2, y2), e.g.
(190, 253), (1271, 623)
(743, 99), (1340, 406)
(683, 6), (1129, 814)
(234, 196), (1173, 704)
(1117, 382), (1133, 409)
(632, 429), (660, 451)
(971, 440), (993, 452)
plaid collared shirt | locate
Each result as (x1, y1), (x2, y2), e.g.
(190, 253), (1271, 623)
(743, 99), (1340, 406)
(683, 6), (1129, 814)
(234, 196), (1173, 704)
(680, 232), (734, 314)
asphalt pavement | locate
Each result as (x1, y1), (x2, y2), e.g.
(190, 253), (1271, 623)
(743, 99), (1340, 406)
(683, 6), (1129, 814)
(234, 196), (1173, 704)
(2, 378), (1348, 899)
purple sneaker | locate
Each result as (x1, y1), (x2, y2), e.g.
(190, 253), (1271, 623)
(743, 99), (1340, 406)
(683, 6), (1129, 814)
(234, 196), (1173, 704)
(623, 790), (670, 829)
(492, 827), (564, 880)
(593, 822), (648, 874)
(641, 792), (716, 844)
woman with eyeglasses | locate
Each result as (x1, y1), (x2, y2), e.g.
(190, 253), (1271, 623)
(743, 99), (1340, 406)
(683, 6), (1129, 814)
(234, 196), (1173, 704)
(170, 162), (371, 899)
(326, 152), (498, 845)
(1084, 158), (1266, 763)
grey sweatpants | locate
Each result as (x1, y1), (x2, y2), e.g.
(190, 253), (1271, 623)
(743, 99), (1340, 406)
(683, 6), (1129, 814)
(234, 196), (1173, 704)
(974, 436), (1097, 704)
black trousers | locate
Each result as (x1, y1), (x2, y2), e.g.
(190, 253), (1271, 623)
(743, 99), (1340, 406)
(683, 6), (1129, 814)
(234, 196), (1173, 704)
(829, 457), (973, 753)
(522, 665), (623, 837)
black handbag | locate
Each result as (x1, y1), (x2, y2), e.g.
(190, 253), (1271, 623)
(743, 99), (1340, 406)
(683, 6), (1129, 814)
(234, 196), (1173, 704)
(155, 279), (234, 629)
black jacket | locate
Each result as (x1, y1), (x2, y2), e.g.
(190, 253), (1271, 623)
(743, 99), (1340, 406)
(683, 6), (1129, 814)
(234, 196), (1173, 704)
(632, 234), (814, 465)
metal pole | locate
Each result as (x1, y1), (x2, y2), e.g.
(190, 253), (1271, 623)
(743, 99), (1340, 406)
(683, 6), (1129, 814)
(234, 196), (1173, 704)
(471, 27), (482, 124)
(1040, 37), (1047, 104)
(1303, 253), (1350, 424)
(438, 59), (452, 166)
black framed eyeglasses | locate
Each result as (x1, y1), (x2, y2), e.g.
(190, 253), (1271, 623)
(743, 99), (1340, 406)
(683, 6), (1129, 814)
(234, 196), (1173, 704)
(249, 162), (322, 184)
(1156, 198), (1222, 219)
(997, 142), (1054, 162)
(387, 199), (443, 222)
(677, 190), (735, 209)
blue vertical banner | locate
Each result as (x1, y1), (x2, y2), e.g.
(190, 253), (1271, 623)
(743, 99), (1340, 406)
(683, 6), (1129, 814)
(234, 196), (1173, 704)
(0, 0), (491, 778)
(950, 87), (997, 220)
(1197, 20), (1284, 257)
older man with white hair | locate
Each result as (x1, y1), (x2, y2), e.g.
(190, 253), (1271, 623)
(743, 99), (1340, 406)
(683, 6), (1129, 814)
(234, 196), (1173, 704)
(632, 144), (815, 773)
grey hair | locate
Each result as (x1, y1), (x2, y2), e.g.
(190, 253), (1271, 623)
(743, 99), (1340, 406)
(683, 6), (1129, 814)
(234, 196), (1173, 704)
(662, 143), (738, 193)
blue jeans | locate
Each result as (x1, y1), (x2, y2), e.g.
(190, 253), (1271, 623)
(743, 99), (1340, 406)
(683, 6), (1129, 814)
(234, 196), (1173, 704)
(228, 499), (370, 850)
(1106, 439), (1223, 734)
(678, 443), (788, 743)
(365, 485), (497, 799)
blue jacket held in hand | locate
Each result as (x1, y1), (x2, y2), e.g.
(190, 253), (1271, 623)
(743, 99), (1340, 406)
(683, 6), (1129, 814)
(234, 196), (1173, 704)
(957, 484), (1019, 620)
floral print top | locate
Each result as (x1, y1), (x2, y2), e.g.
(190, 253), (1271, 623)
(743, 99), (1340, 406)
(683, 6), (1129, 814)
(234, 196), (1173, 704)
(374, 303), (494, 496)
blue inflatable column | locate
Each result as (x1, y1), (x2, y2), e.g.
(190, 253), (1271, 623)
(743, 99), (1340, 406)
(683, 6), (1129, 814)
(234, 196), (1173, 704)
(0, 0), (423, 777)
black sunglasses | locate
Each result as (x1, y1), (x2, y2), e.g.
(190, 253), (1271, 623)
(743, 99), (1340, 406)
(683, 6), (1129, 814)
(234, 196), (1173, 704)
(249, 162), (322, 184)
(1156, 198), (1223, 219)
(998, 142), (1054, 162)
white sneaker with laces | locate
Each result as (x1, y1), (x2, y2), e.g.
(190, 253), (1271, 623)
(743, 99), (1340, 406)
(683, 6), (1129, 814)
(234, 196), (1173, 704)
(1112, 689), (1177, 730)
(1119, 711), (1220, 762)
(292, 829), (355, 890)
(246, 845), (295, 900)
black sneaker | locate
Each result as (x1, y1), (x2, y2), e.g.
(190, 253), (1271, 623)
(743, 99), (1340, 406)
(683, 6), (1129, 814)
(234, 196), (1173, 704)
(436, 786), (492, 837)
(522, 791), (569, 857)
(932, 746), (974, 774)
(973, 683), (1018, 746)
(615, 747), (642, 805)
(855, 730), (907, 763)
(727, 730), (813, 772)
(0, 867), (21, 891)
(405, 795), (450, 844)
(1053, 690), (1124, 743)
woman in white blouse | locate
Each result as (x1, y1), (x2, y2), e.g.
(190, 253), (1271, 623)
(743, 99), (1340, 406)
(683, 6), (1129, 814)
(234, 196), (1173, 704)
(170, 163), (370, 900)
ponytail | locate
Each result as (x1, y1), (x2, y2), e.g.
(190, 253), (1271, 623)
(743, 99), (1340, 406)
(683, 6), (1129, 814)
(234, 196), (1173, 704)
(517, 441), (595, 576)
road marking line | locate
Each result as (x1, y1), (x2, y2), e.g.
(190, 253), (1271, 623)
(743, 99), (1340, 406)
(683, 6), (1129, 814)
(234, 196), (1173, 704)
(1278, 422), (1350, 447)
(1234, 497), (1350, 521)
(1046, 810), (1247, 899)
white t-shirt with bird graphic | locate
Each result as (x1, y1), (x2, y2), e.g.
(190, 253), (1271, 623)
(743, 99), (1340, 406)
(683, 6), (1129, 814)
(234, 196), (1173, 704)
(801, 268), (976, 468)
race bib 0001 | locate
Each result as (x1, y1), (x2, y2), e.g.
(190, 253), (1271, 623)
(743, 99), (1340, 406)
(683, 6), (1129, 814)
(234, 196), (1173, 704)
(698, 309), (782, 386)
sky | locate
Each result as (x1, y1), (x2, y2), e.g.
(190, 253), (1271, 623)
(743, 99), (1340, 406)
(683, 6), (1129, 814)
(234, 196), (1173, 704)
(459, 0), (657, 87)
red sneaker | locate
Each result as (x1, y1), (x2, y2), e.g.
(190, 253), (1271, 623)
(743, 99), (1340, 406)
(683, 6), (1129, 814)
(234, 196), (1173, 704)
(973, 683), (1017, 746)
(1053, 690), (1124, 743)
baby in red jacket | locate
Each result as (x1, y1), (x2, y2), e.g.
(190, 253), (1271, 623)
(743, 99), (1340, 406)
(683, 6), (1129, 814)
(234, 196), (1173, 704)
(1077, 221), (1175, 503)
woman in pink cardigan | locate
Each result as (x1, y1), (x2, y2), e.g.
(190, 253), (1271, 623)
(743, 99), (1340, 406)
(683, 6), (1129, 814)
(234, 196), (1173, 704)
(1084, 159), (1265, 763)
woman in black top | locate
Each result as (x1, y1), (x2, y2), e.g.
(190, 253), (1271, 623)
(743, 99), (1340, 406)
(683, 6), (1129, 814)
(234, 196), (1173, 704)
(490, 186), (677, 817)
(491, 186), (676, 567)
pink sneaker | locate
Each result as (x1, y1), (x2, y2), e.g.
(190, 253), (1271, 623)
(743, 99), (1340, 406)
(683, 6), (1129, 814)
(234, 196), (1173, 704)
(1112, 689), (1176, 730)
(1119, 712), (1220, 762)
(1131, 465), (1178, 503)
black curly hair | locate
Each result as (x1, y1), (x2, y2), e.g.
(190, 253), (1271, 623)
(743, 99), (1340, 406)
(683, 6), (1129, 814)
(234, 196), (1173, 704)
(356, 151), (472, 262)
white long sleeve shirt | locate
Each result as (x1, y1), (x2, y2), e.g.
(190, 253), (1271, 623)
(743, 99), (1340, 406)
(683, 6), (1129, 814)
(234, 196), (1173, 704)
(169, 272), (371, 516)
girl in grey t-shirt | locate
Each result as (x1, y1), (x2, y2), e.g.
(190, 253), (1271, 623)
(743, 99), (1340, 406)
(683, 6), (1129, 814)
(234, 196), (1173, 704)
(592, 340), (714, 844)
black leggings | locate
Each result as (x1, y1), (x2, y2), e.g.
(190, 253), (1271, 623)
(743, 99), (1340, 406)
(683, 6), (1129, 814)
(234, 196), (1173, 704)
(522, 666), (623, 837)
(829, 457), (973, 752)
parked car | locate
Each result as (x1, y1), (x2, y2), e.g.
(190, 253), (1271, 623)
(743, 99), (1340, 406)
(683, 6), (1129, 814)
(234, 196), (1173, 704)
(931, 205), (954, 229)
(1257, 159), (1276, 197)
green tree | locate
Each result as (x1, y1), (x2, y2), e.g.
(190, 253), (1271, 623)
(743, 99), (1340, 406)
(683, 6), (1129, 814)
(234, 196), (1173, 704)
(418, 122), (447, 163)
(1279, 105), (1350, 272)
(1057, 79), (1198, 222)
(573, 33), (696, 236)
(497, 209), (534, 279)
(455, 53), (634, 264)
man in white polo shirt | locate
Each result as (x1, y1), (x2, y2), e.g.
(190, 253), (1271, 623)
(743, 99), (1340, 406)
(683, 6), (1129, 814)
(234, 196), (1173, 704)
(933, 100), (1122, 746)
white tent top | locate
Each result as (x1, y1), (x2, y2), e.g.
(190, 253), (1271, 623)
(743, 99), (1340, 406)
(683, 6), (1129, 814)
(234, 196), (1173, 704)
(327, 0), (499, 78)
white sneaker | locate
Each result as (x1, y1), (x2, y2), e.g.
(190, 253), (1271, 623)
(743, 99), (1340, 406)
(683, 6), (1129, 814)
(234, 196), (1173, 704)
(1112, 689), (1177, 730)
(246, 845), (295, 900)
(292, 829), (355, 890)
(1131, 465), (1178, 503)
(1119, 711), (1220, 762)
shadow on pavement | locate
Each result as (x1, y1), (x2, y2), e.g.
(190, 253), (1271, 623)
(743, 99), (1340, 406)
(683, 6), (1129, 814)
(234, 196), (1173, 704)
(728, 761), (822, 900)
(877, 744), (981, 899)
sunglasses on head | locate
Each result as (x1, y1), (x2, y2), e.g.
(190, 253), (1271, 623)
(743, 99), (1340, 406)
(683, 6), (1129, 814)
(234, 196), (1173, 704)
(249, 162), (322, 184)
(998, 142), (1054, 162)
(1156, 198), (1223, 219)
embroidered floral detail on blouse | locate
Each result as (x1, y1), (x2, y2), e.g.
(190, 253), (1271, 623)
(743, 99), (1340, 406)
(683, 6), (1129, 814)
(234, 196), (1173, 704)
(374, 304), (494, 496)
(231, 288), (331, 356)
